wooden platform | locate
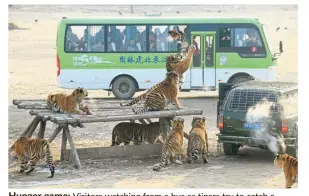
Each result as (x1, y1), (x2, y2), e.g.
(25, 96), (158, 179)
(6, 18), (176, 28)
(10, 98), (204, 169)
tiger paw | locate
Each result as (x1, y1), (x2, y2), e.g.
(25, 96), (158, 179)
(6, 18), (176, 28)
(153, 164), (161, 172)
(175, 160), (182, 165)
(18, 168), (24, 173)
(203, 158), (209, 164)
(24, 168), (35, 175)
(189, 45), (196, 51)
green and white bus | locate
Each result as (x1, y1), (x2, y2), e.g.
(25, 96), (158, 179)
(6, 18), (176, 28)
(56, 16), (282, 99)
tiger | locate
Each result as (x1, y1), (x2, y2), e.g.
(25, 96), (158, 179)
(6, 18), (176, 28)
(14, 136), (55, 178)
(274, 153), (298, 188)
(187, 116), (209, 164)
(46, 87), (93, 115)
(153, 117), (185, 172)
(132, 71), (183, 114)
(168, 30), (181, 40)
(166, 45), (196, 87)
(111, 121), (164, 146)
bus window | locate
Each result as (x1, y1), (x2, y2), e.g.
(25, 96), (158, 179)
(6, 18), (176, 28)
(219, 27), (266, 57)
(107, 25), (146, 52)
(148, 25), (168, 52)
(65, 25), (86, 52)
(168, 25), (187, 51)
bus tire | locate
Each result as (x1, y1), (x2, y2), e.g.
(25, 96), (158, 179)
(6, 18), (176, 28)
(230, 75), (252, 85)
(111, 76), (137, 99)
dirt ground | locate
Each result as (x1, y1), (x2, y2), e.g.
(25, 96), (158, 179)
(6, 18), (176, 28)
(8, 5), (298, 189)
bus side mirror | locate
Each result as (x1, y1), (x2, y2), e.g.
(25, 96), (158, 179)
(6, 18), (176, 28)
(279, 40), (283, 53)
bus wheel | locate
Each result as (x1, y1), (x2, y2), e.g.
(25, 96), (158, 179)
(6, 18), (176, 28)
(230, 75), (252, 85)
(112, 76), (137, 99)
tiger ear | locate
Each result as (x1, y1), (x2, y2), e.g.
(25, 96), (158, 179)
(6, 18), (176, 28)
(202, 117), (206, 122)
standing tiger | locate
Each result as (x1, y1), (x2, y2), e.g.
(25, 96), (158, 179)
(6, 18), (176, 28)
(187, 116), (209, 164)
(46, 87), (93, 115)
(14, 136), (55, 178)
(132, 71), (183, 114)
(153, 117), (185, 172)
(111, 122), (164, 146)
(166, 45), (196, 87)
(274, 153), (298, 188)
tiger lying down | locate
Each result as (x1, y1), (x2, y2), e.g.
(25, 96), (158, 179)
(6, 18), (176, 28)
(46, 87), (93, 115)
(111, 121), (164, 146)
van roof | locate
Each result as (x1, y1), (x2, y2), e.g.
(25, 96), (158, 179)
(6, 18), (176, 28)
(232, 81), (298, 93)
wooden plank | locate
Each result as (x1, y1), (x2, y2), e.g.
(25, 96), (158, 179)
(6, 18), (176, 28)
(53, 109), (203, 124)
(61, 128), (68, 161)
(64, 126), (81, 169)
(37, 120), (46, 138)
(145, 119), (152, 124)
(138, 119), (148, 124)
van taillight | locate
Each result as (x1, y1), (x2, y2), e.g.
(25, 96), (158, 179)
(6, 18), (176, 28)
(281, 119), (288, 134)
(56, 55), (60, 77)
(219, 114), (224, 130)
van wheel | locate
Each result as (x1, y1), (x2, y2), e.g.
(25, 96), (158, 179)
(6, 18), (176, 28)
(112, 76), (137, 99)
(223, 143), (240, 155)
(231, 75), (252, 85)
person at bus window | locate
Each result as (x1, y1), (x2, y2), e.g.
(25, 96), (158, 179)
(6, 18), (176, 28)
(154, 28), (164, 51)
(65, 26), (80, 51)
(93, 26), (105, 51)
(245, 29), (262, 47)
(160, 27), (169, 51)
(80, 28), (95, 51)
(192, 36), (201, 67)
(108, 26), (124, 51)
(123, 25), (142, 52)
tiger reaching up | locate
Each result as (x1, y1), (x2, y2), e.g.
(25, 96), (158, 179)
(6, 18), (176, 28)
(14, 136), (55, 178)
(132, 71), (183, 114)
(274, 153), (298, 188)
(166, 45), (196, 87)
(46, 87), (93, 115)
(111, 121), (164, 146)
(153, 117), (185, 172)
(187, 116), (209, 164)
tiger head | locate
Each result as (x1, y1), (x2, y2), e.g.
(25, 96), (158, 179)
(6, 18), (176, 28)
(172, 117), (185, 130)
(168, 30), (181, 40)
(46, 93), (57, 108)
(274, 153), (289, 169)
(72, 87), (88, 99)
(165, 71), (179, 85)
(191, 116), (207, 128)
(166, 54), (182, 72)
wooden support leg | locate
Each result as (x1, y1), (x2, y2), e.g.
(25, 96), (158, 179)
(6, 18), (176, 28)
(27, 116), (41, 138)
(61, 128), (68, 161)
(37, 120), (46, 139)
(63, 126), (81, 169)
(48, 126), (62, 143)
(9, 117), (38, 152)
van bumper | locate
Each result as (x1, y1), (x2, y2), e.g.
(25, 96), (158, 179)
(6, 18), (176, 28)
(216, 134), (297, 147)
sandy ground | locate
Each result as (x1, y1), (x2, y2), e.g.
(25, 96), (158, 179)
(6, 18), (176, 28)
(8, 5), (298, 189)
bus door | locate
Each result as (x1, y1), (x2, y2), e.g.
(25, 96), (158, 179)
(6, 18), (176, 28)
(190, 32), (216, 90)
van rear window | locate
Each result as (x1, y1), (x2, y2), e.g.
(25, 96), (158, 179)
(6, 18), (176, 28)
(227, 89), (279, 111)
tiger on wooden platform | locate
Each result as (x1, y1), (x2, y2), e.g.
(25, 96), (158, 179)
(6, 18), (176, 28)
(153, 117), (185, 172)
(111, 121), (164, 146)
(187, 116), (209, 164)
(14, 136), (55, 178)
(274, 153), (298, 188)
(132, 71), (183, 114)
(46, 87), (93, 115)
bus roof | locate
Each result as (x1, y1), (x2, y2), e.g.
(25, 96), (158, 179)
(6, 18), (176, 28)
(60, 17), (262, 25)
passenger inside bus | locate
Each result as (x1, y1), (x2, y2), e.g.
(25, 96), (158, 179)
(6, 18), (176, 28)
(123, 26), (142, 51)
(245, 29), (262, 47)
(80, 28), (95, 51)
(192, 36), (201, 67)
(92, 26), (105, 51)
(65, 26), (80, 51)
(108, 26), (124, 52)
